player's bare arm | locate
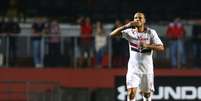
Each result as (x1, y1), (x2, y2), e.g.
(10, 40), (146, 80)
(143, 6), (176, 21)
(141, 43), (164, 52)
(109, 26), (125, 37)
(109, 21), (138, 37)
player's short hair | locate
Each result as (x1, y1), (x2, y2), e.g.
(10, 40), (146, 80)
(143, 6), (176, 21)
(134, 11), (146, 19)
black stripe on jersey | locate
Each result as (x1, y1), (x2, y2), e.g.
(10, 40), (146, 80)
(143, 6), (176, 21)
(131, 47), (152, 53)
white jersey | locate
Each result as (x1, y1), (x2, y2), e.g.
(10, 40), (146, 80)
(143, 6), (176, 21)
(121, 27), (163, 74)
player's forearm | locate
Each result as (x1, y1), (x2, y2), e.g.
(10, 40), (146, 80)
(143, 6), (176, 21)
(109, 26), (125, 37)
(109, 21), (138, 37)
(145, 44), (165, 51)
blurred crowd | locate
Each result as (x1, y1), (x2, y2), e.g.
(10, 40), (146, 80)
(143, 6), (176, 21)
(0, 16), (201, 69)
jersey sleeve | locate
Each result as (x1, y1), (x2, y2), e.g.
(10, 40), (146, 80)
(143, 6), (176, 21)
(151, 29), (163, 45)
(121, 29), (130, 40)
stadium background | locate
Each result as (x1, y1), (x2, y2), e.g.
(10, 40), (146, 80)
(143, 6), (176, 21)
(0, 0), (201, 101)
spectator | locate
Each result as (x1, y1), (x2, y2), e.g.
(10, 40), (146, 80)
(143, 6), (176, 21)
(31, 16), (46, 68)
(1, 17), (9, 34)
(94, 21), (107, 68)
(166, 17), (186, 68)
(191, 20), (201, 68)
(6, 17), (21, 66)
(0, 17), (5, 66)
(111, 19), (126, 67)
(0, 17), (10, 66)
(47, 19), (61, 67)
(77, 16), (93, 67)
(0, 17), (3, 33)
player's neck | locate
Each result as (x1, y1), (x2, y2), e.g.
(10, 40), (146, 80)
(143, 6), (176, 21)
(137, 26), (145, 33)
(137, 27), (145, 32)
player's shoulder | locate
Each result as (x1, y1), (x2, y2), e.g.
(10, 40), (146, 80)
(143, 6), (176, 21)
(146, 27), (156, 31)
(124, 28), (133, 32)
(146, 27), (157, 34)
(121, 28), (133, 34)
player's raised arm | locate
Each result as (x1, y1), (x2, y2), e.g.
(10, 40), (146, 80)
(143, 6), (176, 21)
(109, 26), (124, 37)
(109, 21), (138, 37)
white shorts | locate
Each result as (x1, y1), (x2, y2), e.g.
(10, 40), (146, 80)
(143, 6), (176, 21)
(126, 73), (155, 92)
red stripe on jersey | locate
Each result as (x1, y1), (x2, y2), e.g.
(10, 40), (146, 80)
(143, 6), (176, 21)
(130, 42), (138, 48)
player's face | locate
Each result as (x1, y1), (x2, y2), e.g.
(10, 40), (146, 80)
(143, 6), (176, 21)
(133, 13), (146, 27)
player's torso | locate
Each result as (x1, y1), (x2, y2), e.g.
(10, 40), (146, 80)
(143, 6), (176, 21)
(126, 28), (153, 56)
(126, 28), (154, 74)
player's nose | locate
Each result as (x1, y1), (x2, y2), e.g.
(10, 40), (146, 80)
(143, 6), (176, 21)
(135, 18), (140, 22)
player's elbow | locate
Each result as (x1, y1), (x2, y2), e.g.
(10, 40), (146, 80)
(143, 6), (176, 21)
(109, 32), (121, 38)
(154, 45), (165, 52)
(158, 45), (165, 52)
(109, 33), (115, 38)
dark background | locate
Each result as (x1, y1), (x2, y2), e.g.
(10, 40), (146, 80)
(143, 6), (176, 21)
(1, 0), (201, 22)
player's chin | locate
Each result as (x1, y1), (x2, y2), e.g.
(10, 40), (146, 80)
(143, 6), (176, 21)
(136, 24), (141, 27)
(134, 23), (140, 26)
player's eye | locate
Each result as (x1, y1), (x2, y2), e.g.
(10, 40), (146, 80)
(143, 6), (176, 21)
(134, 17), (142, 19)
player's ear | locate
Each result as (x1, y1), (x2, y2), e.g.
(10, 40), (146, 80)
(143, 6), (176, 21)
(142, 18), (146, 24)
(142, 13), (146, 23)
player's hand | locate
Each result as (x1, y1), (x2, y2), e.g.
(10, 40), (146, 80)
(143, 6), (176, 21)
(123, 21), (138, 29)
(140, 42), (148, 49)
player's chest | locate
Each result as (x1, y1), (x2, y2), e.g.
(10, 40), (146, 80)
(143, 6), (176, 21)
(127, 30), (151, 43)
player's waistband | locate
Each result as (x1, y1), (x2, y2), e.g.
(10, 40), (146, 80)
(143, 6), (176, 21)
(131, 47), (152, 53)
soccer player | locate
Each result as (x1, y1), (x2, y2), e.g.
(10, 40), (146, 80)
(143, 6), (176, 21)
(109, 12), (164, 101)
